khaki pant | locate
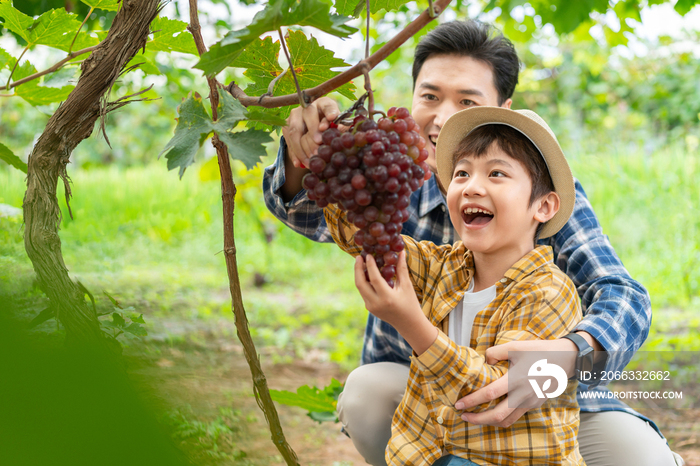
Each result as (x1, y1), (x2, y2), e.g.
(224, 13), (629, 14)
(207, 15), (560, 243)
(337, 362), (684, 466)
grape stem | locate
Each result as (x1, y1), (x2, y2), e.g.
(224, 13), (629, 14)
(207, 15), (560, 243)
(371, 110), (387, 119)
(278, 27), (306, 108)
(334, 91), (369, 124)
(363, 69), (374, 119)
(365, 0), (371, 60)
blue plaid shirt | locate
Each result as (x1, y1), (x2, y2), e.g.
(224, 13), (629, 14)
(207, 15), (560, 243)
(263, 138), (658, 431)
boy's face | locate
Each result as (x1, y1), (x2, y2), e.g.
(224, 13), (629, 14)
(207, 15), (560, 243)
(446, 144), (551, 256)
(411, 54), (512, 175)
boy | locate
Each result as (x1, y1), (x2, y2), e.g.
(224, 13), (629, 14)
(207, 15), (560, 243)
(325, 107), (584, 466)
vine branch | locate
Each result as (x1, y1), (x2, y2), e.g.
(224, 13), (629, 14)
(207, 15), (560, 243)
(227, 0), (452, 108)
(0, 45), (99, 92)
(188, 1), (300, 465)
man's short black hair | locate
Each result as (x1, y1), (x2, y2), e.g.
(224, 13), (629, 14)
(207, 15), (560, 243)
(412, 20), (520, 105)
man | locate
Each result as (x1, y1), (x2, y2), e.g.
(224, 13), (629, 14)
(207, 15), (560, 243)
(262, 20), (682, 466)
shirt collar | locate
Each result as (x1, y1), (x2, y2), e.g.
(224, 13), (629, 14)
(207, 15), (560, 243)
(418, 174), (447, 217)
(502, 245), (554, 284)
(458, 244), (553, 285)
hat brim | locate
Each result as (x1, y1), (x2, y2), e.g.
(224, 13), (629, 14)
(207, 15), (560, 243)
(435, 107), (575, 239)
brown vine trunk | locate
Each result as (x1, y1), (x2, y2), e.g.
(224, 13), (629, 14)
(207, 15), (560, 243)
(22, 0), (160, 349)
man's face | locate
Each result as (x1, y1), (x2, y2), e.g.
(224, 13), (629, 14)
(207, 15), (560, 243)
(411, 54), (512, 174)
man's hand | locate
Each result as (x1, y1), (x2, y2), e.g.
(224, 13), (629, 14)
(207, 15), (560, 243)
(455, 338), (578, 427)
(354, 251), (437, 355)
(279, 98), (340, 202)
(282, 97), (340, 168)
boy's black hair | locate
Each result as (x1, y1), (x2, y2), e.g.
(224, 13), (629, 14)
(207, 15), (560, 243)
(412, 21), (520, 106)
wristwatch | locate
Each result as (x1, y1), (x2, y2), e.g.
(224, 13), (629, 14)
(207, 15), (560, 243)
(562, 333), (594, 380)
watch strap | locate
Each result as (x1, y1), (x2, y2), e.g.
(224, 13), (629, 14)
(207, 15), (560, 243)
(563, 333), (594, 381)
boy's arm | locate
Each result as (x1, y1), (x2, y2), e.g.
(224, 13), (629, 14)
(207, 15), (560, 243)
(414, 272), (581, 411)
(547, 179), (651, 374)
(262, 138), (334, 243)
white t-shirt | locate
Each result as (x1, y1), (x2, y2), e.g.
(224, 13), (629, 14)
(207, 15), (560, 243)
(448, 281), (497, 347)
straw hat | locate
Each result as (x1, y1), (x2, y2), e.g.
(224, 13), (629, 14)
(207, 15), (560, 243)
(435, 107), (575, 239)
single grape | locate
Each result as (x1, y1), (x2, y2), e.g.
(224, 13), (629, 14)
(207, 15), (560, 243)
(322, 128), (340, 145)
(341, 132), (355, 148)
(351, 174), (367, 190)
(302, 173), (320, 190)
(309, 157), (326, 174)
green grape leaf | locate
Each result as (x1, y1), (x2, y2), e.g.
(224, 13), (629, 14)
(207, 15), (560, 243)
(111, 312), (126, 328)
(131, 313), (146, 324)
(0, 142), (27, 173)
(127, 54), (161, 76)
(79, 0), (120, 11)
(160, 90), (270, 176)
(11, 60), (74, 105)
(215, 89), (249, 129)
(231, 33), (354, 123)
(674, 0), (700, 15)
(216, 128), (272, 170)
(160, 92), (214, 178)
(270, 384), (337, 413)
(334, 0), (362, 16)
(195, 0), (356, 75)
(124, 322), (147, 336)
(147, 17), (198, 55)
(0, 0), (34, 42)
(245, 110), (288, 127)
(0, 46), (12, 70)
(15, 83), (73, 105)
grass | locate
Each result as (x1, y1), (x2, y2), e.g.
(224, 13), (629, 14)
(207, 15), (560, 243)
(1, 144), (700, 464)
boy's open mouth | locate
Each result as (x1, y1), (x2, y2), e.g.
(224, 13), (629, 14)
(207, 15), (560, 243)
(462, 207), (494, 226)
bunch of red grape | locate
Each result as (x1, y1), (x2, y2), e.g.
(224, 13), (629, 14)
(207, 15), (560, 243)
(302, 106), (431, 286)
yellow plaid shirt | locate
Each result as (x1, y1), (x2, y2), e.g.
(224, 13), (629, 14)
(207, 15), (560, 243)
(325, 204), (584, 466)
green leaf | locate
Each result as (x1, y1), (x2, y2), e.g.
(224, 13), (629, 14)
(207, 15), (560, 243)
(111, 312), (126, 328)
(16, 82), (74, 105)
(79, 0), (120, 11)
(161, 90), (273, 176)
(0, 46), (11, 70)
(160, 92), (214, 178)
(231, 32), (354, 123)
(0, 142), (27, 173)
(308, 411), (337, 423)
(215, 89), (248, 129)
(0, 0), (34, 42)
(195, 0), (356, 75)
(131, 313), (146, 324)
(127, 54), (161, 76)
(216, 128), (272, 170)
(124, 322), (147, 336)
(147, 17), (198, 55)
(28, 306), (56, 328)
(246, 110), (288, 127)
(674, 0), (700, 15)
(270, 385), (337, 413)
(334, 0), (362, 16)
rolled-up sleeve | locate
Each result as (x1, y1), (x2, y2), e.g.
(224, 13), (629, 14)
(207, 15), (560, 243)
(262, 137), (333, 243)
